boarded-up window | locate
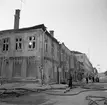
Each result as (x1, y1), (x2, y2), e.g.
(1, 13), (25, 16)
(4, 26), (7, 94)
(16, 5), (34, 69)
(3, 58), (9, 78)
(12, 57), (22, 77)
(26, 56), (37, 77)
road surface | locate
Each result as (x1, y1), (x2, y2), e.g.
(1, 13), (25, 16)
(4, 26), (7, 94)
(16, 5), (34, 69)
(0, 83), (107, 105)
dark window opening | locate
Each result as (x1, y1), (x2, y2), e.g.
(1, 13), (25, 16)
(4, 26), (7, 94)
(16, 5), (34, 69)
(33, 42), (35, 48)
(6, 45), (8, 51)
(4, 40), (5, 43)
(28, 36), (36, 50)
(29, 37), (32, 41)
(29, 44), (32, 48)
(45, 40), (48, 52)
(3, 45), (5, 51)
(16, 44), (18, 50)
(2, 38), (9, 52)
(16, 39), (18, 42)
(19, 38), (22, 41)
(19, 43), (22, 49)
(15, 38), (22, 50)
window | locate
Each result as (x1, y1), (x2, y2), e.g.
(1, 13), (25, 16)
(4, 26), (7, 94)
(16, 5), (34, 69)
(45, 39), (48, 52)
(2, 38), (9, 52)
(61, 50), (64, 61)
(28, 36), (36, 49)
(51, 42), (54, 57)
(57, 46), (59, 58)
(15, 37), (22, 50)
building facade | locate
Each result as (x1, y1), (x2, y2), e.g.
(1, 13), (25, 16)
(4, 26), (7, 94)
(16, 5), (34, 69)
(60, 43), (71, 83)
(72, 51), (94, 79)
(0, 9), (95, 84)
(0, 24), (60, 84)
(70, 51), (79, 81)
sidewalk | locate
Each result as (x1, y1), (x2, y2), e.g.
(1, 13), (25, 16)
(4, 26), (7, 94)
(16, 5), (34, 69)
(0, 82), (104, 96)
(0, 82), (68, 91)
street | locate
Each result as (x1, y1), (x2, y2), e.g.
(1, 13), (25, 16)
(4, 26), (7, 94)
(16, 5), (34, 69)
(0, 82), (107, 105)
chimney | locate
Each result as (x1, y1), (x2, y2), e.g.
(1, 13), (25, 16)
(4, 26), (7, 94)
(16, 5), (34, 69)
(49, 30), (54, 37)
(14, 9), (20, 29)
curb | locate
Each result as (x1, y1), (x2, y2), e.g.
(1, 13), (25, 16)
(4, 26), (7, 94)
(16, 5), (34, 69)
(44, 88), (107, 96)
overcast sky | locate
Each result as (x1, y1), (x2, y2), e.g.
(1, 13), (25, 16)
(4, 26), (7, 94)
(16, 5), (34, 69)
(0, 0), (107, 72)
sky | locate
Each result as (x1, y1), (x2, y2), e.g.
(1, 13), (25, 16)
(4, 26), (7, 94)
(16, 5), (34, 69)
(0, 0), (107, 73)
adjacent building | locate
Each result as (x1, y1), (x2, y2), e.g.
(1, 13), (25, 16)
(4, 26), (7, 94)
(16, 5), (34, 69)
(60, 43), (71, 83)
(72, 51), (94, 79)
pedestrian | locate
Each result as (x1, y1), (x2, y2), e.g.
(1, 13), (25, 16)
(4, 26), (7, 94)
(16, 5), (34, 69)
(86, 77), (88, 84)
(68, 75), (72, 89)
(92, 76), (95, 83)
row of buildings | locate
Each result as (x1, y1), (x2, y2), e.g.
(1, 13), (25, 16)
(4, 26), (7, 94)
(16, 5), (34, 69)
(0, 9), (95, 84)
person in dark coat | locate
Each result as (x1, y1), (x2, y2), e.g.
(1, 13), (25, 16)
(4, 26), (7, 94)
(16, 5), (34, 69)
(92, 76), (95, 83)
(86, 77), (88, 84)
(68, 75), (72, 89)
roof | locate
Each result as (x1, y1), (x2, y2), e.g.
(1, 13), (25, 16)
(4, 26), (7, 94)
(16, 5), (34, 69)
(0, 24), (46, 34)
(71, 51), (83, 54)
(61, 42), (71, 54)
(0, 24), (59, 44)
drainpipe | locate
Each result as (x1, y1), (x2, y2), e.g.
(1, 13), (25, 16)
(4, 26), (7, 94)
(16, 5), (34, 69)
(41, 29), (46, 85)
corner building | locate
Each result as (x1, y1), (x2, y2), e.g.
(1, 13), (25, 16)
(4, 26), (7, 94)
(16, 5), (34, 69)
(0, 24), (60, 84)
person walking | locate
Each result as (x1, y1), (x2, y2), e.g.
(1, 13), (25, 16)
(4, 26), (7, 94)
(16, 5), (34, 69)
(64, 74), (73, 93)
(92, 76), (95, 83)
(86, 77), (88, 84)
(68, 75), (72, 89)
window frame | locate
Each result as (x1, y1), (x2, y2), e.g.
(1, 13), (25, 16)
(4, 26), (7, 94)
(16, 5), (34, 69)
(28, 36), (36, 50)
(15, 37), (23, 51)
(2, 37), (10, 52)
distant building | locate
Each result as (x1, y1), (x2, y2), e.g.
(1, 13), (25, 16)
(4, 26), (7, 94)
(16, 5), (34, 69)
(71, 51), (94, 78)
(70, 51), (78, 81)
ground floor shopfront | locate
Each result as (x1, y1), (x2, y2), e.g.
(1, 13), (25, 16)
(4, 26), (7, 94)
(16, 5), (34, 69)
(0, 56), (59, 84)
